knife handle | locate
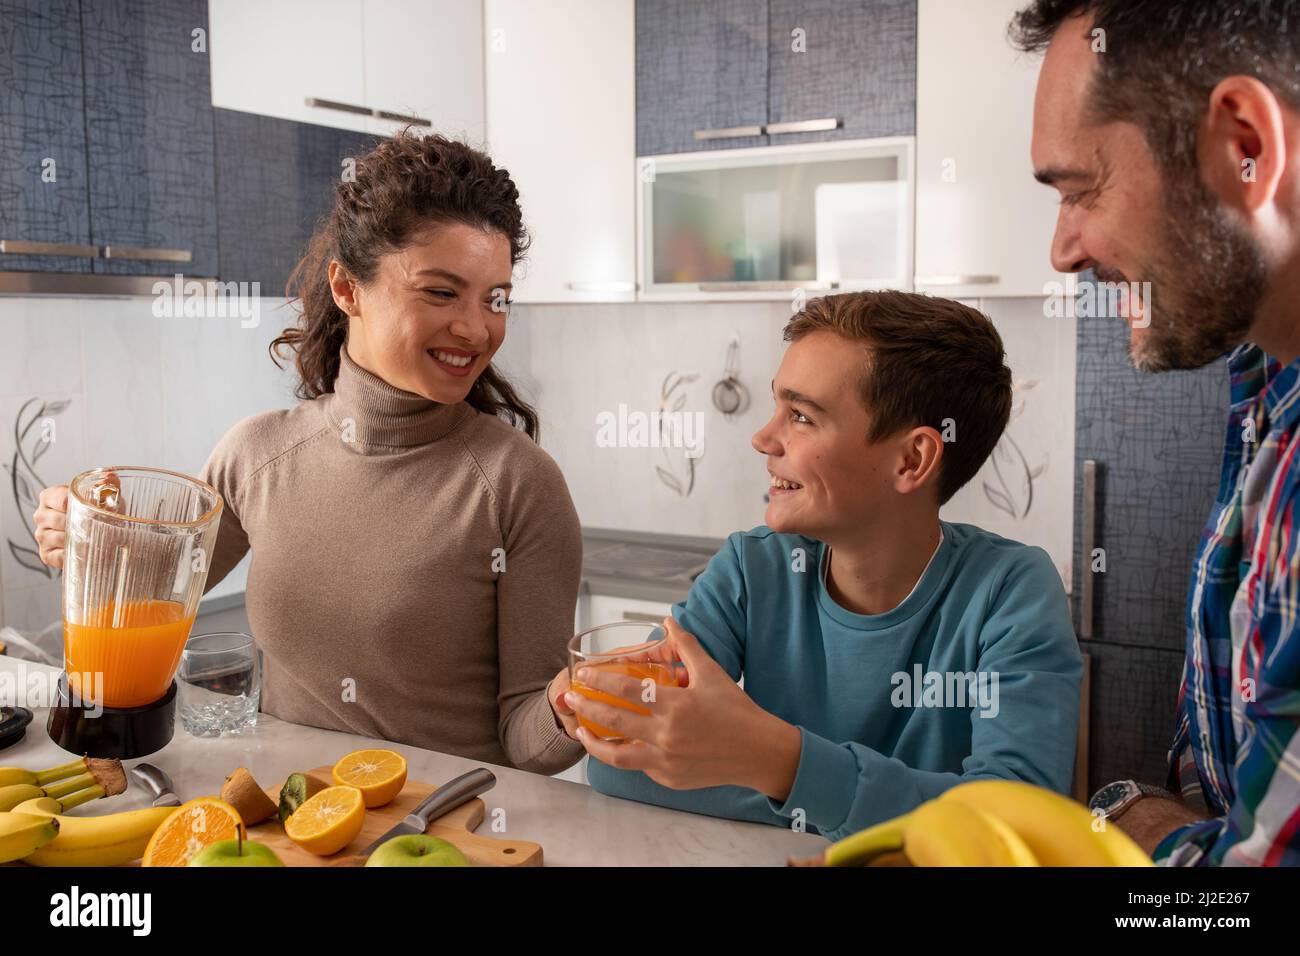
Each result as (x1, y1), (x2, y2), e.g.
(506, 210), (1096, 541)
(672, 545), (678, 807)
(410, 768), (496, 825)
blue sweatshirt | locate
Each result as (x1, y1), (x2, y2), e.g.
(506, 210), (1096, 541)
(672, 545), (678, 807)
(585, 522), (1082, 842)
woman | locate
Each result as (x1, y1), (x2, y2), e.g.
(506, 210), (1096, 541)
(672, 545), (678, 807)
(33, 133), (585, 775)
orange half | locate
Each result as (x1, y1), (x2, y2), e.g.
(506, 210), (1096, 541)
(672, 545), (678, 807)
(284, 785), (366, 856)
(141, 797), (244, 867)
(331, 749), (408, 808)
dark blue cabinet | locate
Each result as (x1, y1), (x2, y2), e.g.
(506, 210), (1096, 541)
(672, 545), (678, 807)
(636, 0), (770, 155)
(767, 0), (916, 144)
(636, 0), (917, 156)
(214, 109), (379, 294)
(82, 0), (217, 277)
(0, 0), (94, 273)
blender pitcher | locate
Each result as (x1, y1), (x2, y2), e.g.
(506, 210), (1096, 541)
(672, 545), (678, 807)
(48, 466), (223, 758)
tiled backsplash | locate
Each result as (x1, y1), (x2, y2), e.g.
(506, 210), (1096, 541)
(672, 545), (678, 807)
(0, 294), (299, 649)
(0, 293), (1074, 653)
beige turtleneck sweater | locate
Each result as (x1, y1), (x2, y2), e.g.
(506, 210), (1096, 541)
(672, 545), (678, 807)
(198, 344), (586, 775)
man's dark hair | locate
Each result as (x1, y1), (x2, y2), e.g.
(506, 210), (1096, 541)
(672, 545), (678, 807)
(783, 292), (1012, 505)
(1010, 1), (1300, 174)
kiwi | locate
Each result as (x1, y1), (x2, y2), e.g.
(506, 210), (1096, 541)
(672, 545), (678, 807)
(277, 771), (329, 824)
(221, 766), (279, 826)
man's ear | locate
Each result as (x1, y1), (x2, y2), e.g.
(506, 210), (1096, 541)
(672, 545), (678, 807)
(894, 426), (944, 499)
(1201, 75), (1288, 218)
(328, 260), (361, 317)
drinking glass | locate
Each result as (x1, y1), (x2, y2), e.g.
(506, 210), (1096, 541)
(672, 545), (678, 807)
(176, 632), (260, 736)
(568, 621), (678, 740)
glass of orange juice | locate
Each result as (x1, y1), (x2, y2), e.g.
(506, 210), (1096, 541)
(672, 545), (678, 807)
(568, 621), (680, 740)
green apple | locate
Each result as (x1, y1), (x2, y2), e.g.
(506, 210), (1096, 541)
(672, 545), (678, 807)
(365, 834), (470, 867)
(188, 838), (285, 867)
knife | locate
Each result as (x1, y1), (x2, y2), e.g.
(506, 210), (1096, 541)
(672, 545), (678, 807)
(130, 763), (183, 807)
(359, 767), (496, 857)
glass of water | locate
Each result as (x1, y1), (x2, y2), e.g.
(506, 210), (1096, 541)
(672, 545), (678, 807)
(177, 632), (260, 736)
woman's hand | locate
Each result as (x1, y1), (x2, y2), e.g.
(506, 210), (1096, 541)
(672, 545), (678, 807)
(566, 617), (802, 799)
(546, 667), (582, 740)
(32, 484), (70, 569)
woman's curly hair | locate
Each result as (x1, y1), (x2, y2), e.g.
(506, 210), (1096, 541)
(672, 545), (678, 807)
(271, 132), (538, 440)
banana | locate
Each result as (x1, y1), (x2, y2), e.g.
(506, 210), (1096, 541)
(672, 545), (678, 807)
(976, 805), (1040, 866)
(0, 784), (43, 812)
(16, 806), (178, 867)
(903, 800), (1021, 866)
(939, 779), (1153, 867)
(823, 813), (910, 866)
(0, 811), (60, 863)
(12, 797), (65, 815)
(0, 758), (91, 789)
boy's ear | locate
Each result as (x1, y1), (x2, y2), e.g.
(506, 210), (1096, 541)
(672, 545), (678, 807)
(893, 426), (944, 499)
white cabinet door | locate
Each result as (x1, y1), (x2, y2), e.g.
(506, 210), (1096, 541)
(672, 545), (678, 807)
(583, 594), (674, 633)
(363, 0), (485, 140)
(483, 0), (636, 303)
(914, 0), (1064, 299)
(209, 0), (372, 133)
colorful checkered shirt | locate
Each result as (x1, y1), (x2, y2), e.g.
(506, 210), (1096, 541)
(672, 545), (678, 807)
(1158, 343), (1300, 866)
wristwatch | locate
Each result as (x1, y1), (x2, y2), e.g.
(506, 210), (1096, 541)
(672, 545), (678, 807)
(1088, 780), (1178, 821)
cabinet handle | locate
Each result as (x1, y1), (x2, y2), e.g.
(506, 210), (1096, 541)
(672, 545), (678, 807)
(102, 245), (192, 263)
(1080, 459), (1097, 638)
(698, 280), (838, 293)
(566, 281), (635, 293)
(306, 97), (432, 128)
(0, 239), (99, 258)
(913, 274), (1001, 286)
(622, 611), (666, 623)
(693, 124), (764, 141)
(765, 117), (841, 135)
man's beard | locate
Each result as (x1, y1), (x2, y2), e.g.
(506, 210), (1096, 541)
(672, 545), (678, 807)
(1112, 171), (1269, 373)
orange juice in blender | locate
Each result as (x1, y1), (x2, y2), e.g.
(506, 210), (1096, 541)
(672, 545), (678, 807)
(65, 599), (197, 709)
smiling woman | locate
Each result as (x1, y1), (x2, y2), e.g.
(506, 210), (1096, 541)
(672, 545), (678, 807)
(31, 133), (587, 775)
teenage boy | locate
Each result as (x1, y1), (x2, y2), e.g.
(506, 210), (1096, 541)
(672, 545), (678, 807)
(546, 291), (1083, 842)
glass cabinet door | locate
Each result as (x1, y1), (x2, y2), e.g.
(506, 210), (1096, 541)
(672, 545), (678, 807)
(639, 138), (913, 298)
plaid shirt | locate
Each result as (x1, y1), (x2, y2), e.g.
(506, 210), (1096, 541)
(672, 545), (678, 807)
(1157, 343), (1300, 866)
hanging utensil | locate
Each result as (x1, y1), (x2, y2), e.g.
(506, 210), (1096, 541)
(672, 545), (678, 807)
(712, 335), (750, 420)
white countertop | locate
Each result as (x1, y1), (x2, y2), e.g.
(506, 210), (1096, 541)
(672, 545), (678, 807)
(0, 657), (827, 867)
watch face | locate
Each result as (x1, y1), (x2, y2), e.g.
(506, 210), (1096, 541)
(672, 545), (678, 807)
(1090, 782), (1128, 812)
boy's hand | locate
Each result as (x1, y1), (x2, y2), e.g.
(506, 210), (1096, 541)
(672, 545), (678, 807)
(567, 617), (801, 799)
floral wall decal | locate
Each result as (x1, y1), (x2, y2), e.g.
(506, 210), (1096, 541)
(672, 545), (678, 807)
(983, 378), (1047, 520)
(654, 370), (701, 497)
(4, 397), (69, 578)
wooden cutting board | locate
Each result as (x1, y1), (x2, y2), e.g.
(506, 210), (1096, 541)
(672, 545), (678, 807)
(247, 766), (543, 867)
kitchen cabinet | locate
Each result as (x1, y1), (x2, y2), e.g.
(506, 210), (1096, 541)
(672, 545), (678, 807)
(766, 0), (915, 146)
(914, 0), (1063, 298)
(484, 0), (635, 303)
(0, 0), (216, 280)
(581, 593), (676, 633)
(209, 0), (484, 140)
(0, 0), (94, 274)
(636, 0), (915, 157)
(82, 0), (218, 278)
(214, 109), (379, 292)
(636, 0), (770, 156)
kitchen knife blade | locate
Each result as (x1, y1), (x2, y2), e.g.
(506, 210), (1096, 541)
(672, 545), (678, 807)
(130, 762), (183, 807)
(359, 767), (496, 857)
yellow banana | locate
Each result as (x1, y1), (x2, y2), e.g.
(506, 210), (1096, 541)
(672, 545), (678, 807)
(823, 813), (910, 866)
(0, 758), (91, 788)
(0, 811), (60, 863)
(903, 800), (1021, 866)
(17, 805), (178, 867)
(939, 779), (1153, 867)
(976, 806), (1040, 866)
(0, 784), (43, 812)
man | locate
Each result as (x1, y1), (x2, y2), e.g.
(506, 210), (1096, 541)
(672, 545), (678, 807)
(1011, 0), (1300, 865)
(546, 291), (1083, 842)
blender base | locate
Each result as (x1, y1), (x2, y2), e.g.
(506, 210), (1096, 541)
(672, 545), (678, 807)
(45, 673), (177, 759)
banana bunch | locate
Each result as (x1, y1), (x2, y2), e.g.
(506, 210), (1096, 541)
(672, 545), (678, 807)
(0, 757), (126, 811)
(807, 779), (1154, 867)
(4, 798), (178, 867)
(0, 809), (60, 864)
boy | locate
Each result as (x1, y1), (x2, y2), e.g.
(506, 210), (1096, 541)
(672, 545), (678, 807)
(548, 291), (1082, 842)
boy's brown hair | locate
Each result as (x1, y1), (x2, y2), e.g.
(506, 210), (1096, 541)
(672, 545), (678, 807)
(783, 291), (1012, 504)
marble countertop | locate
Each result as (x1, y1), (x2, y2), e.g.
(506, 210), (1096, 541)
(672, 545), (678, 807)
(0, 657), (826, 867)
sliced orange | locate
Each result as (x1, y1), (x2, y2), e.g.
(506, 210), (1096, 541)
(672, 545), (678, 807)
(141, 797), (244, 867)
(331, 749), (408, 808)
(283, 785), (365, 856)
